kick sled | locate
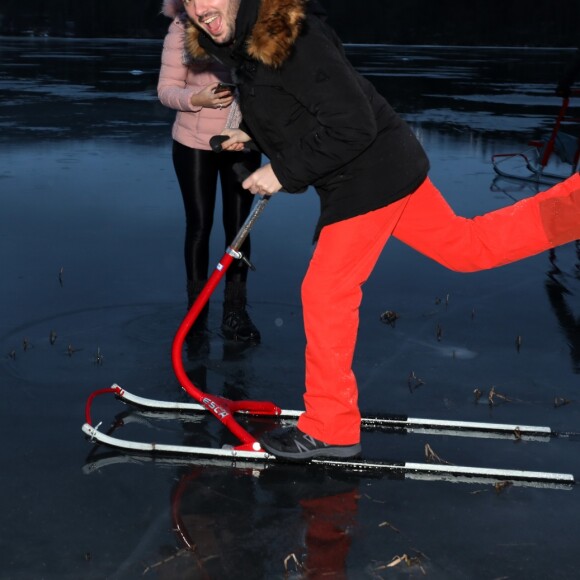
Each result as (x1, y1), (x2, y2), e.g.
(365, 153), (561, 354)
(82, 195), (576, 489)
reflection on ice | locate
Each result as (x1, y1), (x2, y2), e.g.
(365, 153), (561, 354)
(407, 108), (542, 133)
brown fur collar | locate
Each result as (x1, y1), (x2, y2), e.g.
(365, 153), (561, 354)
(185, 0), (307, 68)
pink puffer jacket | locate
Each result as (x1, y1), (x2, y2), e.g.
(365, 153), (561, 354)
(158, 0), (233, 150)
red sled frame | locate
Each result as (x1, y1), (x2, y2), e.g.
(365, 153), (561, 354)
(492, 89), (580, 184)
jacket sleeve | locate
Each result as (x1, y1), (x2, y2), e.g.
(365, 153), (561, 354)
(270, 20), (378, 192)
(157, 19), (202, 112)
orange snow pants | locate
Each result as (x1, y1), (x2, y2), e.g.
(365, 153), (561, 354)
(297, 174), (580, 445)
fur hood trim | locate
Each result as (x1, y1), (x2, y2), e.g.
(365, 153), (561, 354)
(185, 0), (307, 68)
(161, 0), (184, 19)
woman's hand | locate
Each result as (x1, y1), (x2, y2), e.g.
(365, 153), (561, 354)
(219, 129), (252, 152)
(242, 163), (282, 196)
(191, 82), (234, 110)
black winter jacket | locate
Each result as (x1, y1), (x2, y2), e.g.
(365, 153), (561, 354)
(185, 0), (429, 239)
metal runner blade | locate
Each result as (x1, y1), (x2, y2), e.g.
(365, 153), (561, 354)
(115, 387), (555, 440)
(82, 423), (575, 489)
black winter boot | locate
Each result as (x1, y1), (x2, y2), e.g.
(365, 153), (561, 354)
(186, 280), (210, 334)
(185, 280), (210, 357)
(222, 281), (261, 343)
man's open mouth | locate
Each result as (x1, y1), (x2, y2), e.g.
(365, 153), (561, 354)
(201, 13), (222, 35)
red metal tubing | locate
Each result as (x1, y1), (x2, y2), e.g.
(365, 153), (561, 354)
(229, 399), (282, 415)
(85, 386), (121, 425)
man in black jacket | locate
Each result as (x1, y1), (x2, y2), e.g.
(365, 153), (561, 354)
(182, 0), (580, 461)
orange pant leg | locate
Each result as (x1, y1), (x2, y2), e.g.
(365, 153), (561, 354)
(298, 196), (410, 444)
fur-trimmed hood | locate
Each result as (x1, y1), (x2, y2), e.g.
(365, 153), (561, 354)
(161, 0), (184, 19)
(185, 0), (308, 69)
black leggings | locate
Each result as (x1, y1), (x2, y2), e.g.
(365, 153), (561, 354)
(172, 140), (262, 284)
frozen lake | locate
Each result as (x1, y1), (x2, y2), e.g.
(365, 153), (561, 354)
(1, 37), (579, 578)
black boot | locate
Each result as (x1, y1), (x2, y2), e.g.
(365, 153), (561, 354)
(187, 280), (209, 331)
(222, 281), (261, 343)
(186, 280), (210, 356)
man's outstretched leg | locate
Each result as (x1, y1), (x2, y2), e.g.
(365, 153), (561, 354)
(392, 175), (580, 272)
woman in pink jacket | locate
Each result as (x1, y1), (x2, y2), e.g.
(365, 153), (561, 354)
(158, 0), (262, 344)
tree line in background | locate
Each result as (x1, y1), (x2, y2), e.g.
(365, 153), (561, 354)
(0, 0), (578, 46)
